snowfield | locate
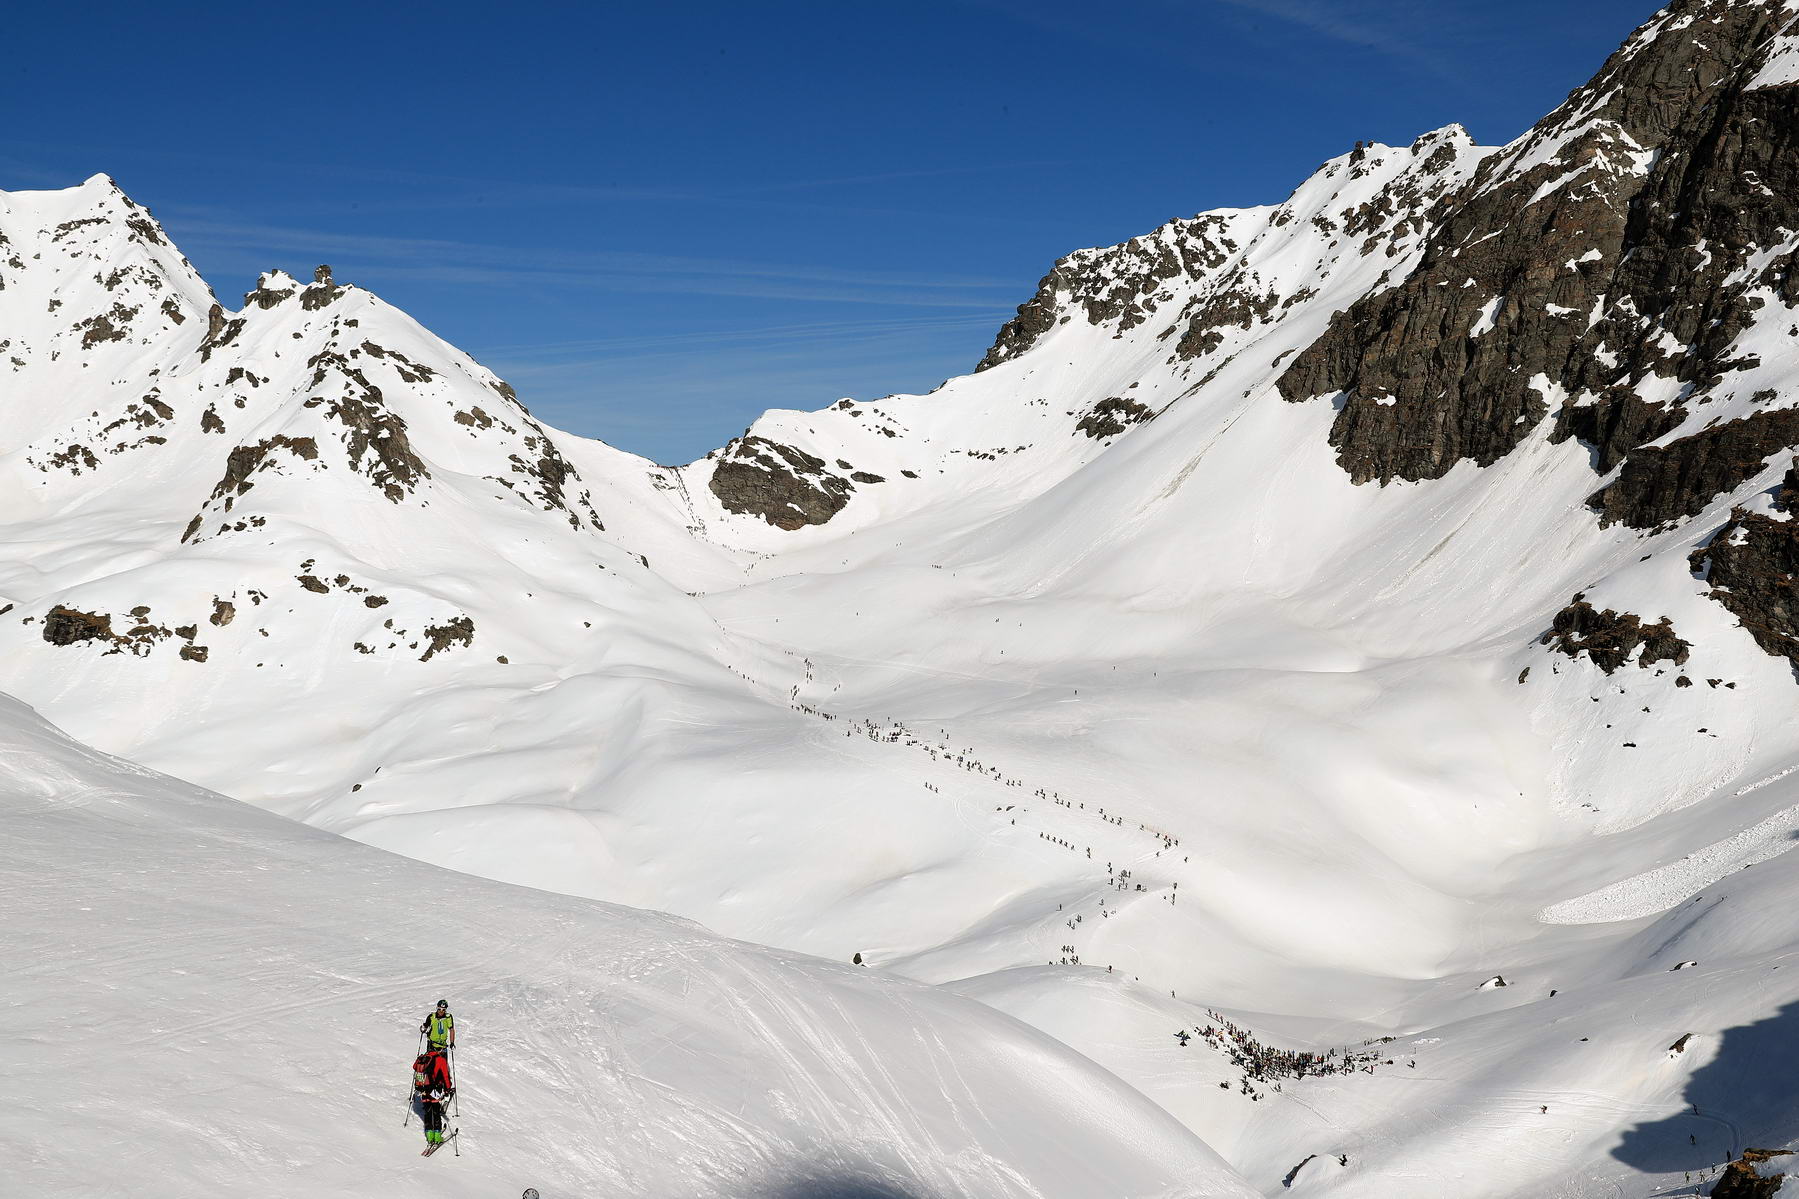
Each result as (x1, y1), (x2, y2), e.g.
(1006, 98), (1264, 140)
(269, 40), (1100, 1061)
(0, 693), (1250, 1198)
(8, 0), (1799, 1194)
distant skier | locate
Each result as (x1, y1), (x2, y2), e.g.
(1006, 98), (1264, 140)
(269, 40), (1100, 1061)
(421, 998), (456, 1051)
(420, 1084), (451, 1147)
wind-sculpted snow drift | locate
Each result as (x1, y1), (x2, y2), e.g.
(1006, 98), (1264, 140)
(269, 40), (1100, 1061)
(8, 0), (1799, 1195)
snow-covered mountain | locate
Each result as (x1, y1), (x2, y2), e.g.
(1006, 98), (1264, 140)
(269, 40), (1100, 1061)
(9, 0), (1799, 1195)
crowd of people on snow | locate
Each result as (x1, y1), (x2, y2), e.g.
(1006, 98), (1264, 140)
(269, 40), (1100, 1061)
(1175, 1011), (1404, 1099)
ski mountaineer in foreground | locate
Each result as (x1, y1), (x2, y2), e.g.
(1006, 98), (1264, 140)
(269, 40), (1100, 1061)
(414, 1048), (454, 1097)
(421, 998), (455, 1050)
(419, 1084), (453, 1153)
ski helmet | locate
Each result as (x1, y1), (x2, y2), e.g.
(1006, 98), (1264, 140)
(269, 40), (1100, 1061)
(437, 998), (449, 1008)
(523, 1190), (540, 1199)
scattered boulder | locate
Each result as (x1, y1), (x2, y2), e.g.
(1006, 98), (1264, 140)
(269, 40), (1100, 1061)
(42, 605), (112, 646)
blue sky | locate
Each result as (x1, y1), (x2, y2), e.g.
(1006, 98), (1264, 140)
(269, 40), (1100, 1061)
(6, 1), (1660, 464)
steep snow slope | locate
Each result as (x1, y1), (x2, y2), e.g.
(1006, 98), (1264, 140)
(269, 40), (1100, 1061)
(626, 123), (1490, 582)
(0, 690), (1251, 1198)
(10, 1), (1799, 1196)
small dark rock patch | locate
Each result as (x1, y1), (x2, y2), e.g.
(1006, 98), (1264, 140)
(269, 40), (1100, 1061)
(1540, 595), (1690, 674)
(1075, 397), (1154, 440)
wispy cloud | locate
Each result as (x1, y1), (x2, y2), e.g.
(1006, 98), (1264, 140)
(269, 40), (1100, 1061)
(163, 216), (1025, 309)
(474, 312), (1008, 360)
(1210, 0), (1463, 79)
(725, 160), (1074, 197)
(494, 312), (999, 459)
(4, 136), (1078, 230)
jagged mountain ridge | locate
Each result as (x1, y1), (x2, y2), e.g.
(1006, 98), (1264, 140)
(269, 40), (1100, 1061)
(10, 2), (1799, 1196)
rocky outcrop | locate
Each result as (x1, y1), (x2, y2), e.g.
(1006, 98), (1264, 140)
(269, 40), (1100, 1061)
(38, 603), (194, 658)
(1692, 465), (1799, 671)
(708, 436), (857, 530)
(182, 436), (320, 541)
(42, 606), (113, 646)
(1540, 595), (1691, 673)
(199, 304), (245, 362)
(420, 615), (475, 662)
(977, 216), (1237, 371)
(1710, 1148), (1792, 1199)
(243, 272), (298, 309)
(306, 351), (431, 502)
(1590, 409), (1799, 529)
(1278, 0), (1799, 487)
(1075, 397), (1154, 440)
(300, 264), (344, 310)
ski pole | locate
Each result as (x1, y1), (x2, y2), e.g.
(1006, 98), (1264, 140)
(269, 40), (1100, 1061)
(405, 1026), (427, 1125)
(450, 1043), (459, 1117)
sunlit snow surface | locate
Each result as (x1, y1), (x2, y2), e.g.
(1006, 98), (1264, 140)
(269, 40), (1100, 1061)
(9, 27), (1799, 1197)
(0, 694), (1248, 1198)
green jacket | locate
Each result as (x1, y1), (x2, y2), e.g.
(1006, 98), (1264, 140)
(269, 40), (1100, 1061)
(423, 1011), (454, 1045)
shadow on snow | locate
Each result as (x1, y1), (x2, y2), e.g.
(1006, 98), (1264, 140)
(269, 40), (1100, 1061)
(1611, 1000), (1799, 1174)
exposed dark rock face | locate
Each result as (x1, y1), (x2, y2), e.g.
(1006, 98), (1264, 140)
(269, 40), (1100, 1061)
(1590, 410), (1799, 529)
(244, 275), (297, 309)
(42, 606), (113, 646)
(1540, 595), (1691, 673)
(214, 437), (320, 503)
(306, 351), (430, 502)
(1711, 1149), (1792, 1199)
(503, 424), (605, 531)
(420, 615), (475, 662)
(39, 604), (178, 656)
(79, 303), (136, 348)
(359, 340), (437, 382)
(1172, 286), (1278, 361)
(1277, 0), (1799, 487)
(1691, 479), (1799, 670)
(977, 216), (1236, 371)
(182, 435), (320, 542)
(709, 436), (857, 530)
(1076, 397), (1154, 440)
(300, 265), (344, 310)
(199, 304), (245, 362)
